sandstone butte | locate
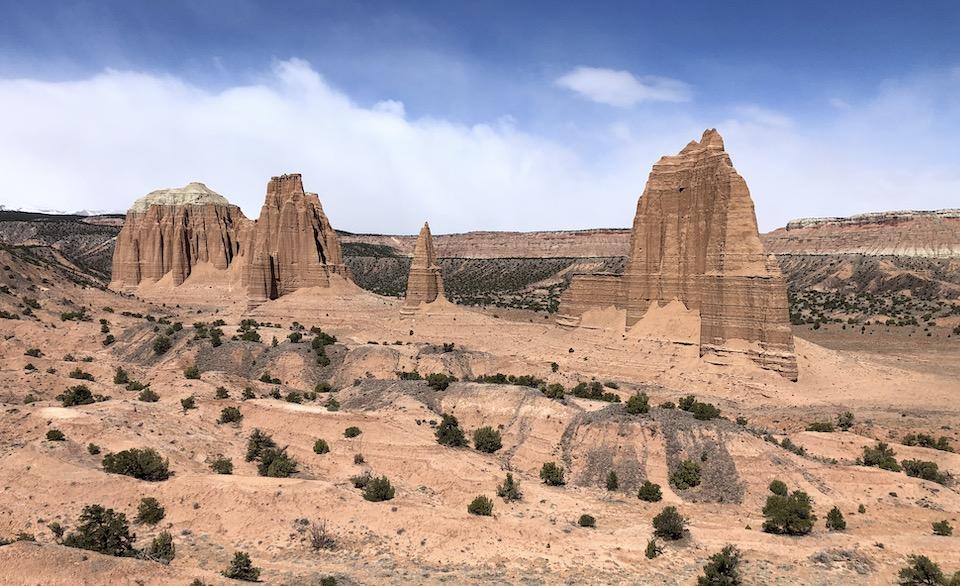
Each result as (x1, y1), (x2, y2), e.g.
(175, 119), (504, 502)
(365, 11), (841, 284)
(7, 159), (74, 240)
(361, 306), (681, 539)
(401, 221), (445, 313)
(110, 174), (350, 304)
(557, 129), (799, 381)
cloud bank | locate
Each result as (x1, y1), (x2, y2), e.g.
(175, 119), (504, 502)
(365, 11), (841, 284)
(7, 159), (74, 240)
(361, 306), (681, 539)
(555, 66), (692, 107)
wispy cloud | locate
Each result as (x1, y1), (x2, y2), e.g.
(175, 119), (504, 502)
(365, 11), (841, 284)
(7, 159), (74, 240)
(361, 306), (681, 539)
(555, 66), (691, 107)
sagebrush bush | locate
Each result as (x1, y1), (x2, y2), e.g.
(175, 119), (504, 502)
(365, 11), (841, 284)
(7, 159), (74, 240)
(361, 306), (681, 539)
(697, 545), (741, 586)
(153, 336), (172, 355)
(606, 470), (619, 491)
(210, 456), (233, 474)
(362, 476), (396, 502)
(860, 442), (901, 472)
(138, 388), (160, 403)
(497, 473), (522, 501)
(136, 497), (165, 525)
(652, 506), (687, 540)
(344, 426), (362, 438)
(540, 462), (565, 486)
(435, 414), (468, 447)
(63, 504), (136, 557)
(58, 384), (95, 407)
(218, 406), (243, 425)
(933, 519), (953, 536)
(102, 448), (170, 481)
(314, 439), (330, 454)
(46, 429), (66, 441)
(113, 367), (129, 385)
(806, 421), (835, 432)
(222, 551), (260, 582)
(425, 372), (456, 391)
(645, 538), (662, 559)
(145, 531), (175, 563)
(768, 479), (788, 497)
(472, 426), (502, 453)
(624, 392), (649, 415)
(637, 480), (663, 502)
(257, 447), (298, 478)
(468, 495), (494, 516)
(578, 514), (596, 528)
(215, 387), (229, 399)
(87, 443), (101, 455)
(670, 460), (701, 490)
(762, 483), (816, 535)
(245, 429), (277, 461)
(183, 365), (200, 380)
(902, 459), (948, 485)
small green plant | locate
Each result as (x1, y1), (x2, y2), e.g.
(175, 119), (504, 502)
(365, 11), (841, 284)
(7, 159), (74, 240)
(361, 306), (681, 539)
(222, 551), (261, 582)
(242, 387), (256, 400)
(468, 495), (494, 516)
(112, 367), (130, 385)
(344, 426), (362, 438)
(806, 421), (835, 432)
(68, 367), (95, 381)
(313, 439), (330, 454)
(257, 447), (298, 478)
(138, 388), (160, 402)
(858, 504), (866, 514)
(180, 396), (197, 411)
(215, 387), (229, 399)
(860, 442), (901, 472)
(136, 497), (165, 525)
(670, 460), (701, 490)
(362, 476), (396, 502)
(624, 392), (649, 415)
(761, 482), (816, 535)
(497, 473), (522, 501)
(58, 384), (94, 407)
(578, 514), (596, 528)
(697, 545), (741, 586)
(145, 531), (175, 563)
(826, 506), (846, 531)
(540, 462), (565, 486)
(153, 336), (172, 355)
(326, 397), (340, 411)
(102, 448), (170, 481)
(210, 456), (233, 474)
(435, 414), (468, 447)
(836, 411), (855, 431)
(652, 506), (687, 540)
(25, 348), (42, 358)
(645, 538), (662, 559)
(472, 426), (502, 453)
(933, 520), (953, 536)
(218, 406), (243, 425)
(902, 459), (948, 485)
(768, 479), (788, 497)
(87, 443), (101, 455)
(63, 504), (136, 557)
(637, 480), (663, 502)
(46, 429), (66, 441)
(183, 365), (200, 380)
(425, 372), (457, 391)
(735, 415), (747, 426)
(606, 470), (619, 491)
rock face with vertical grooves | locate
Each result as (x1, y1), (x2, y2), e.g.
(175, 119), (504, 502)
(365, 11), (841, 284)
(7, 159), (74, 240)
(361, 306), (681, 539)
(402, 222), (445, 311)
(242, 174), (349, 304)
(558, 129), (798, 380)
(109, 183), (249, 290)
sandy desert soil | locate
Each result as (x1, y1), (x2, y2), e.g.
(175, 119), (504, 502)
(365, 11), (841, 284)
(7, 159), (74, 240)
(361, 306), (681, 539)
(1, 253), (958, 585)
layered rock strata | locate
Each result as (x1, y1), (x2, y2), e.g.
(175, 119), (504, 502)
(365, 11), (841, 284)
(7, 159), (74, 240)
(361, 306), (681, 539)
(402, 222), (445, 312)
(110, 183), (248, 290)
(558, 129), (798, 380)
(242, 174), (349, 304)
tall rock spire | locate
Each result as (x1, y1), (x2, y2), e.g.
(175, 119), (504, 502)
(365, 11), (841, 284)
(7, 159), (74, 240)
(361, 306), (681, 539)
(402, 222), (445, 309)
(557, 129), (798, 380)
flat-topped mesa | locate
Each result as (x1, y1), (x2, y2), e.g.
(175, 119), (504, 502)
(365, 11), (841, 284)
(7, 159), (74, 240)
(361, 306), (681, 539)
(558, 128), (798, 380)
(242, 174), (350, 304)
(110, 183), (248, 290)
(402, 222), (445, 311)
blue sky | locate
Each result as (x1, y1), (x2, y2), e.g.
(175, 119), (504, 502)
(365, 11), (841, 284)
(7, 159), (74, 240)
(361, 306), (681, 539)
(0, 1), (958, 232)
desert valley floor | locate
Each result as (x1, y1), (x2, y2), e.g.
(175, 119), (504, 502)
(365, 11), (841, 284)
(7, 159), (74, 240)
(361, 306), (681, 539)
(0, 248), (958, 585)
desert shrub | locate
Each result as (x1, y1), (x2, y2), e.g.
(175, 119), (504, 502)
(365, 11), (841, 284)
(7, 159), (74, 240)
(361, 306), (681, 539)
(351, 472), (372, 489)
(933, 520), (953, 536)
(58, 384), (94, 407)
(138, 388), (160, 402)
(497, 473), (522, 501)
(242, 387), (256, 400)
(637, 480), (663, 502)
(826, 506), (846, 531)
(362, 476), (396, 502)
(659, 401), (676, 409)
(578, 514), (596, 527)
(902, 459), (948, 485)
(435, 414), (468, 447)
(473, 426), (502, 453)
(183, 365), (200, 380)
(768, 479), (788, 497)
(180, 396), (196, 411)
(210, 457), (233, 474)
(222, 551), (261, 582)
(218, 407), (243, 425)
(68, 367), (95, 381)
(245, 429), (277, 461)
(860, 442), (901, 471)
(126, 380), (147, 392)
(315, 382), (333, 393)
(102, 448), (170, 481)
(353, 453), (365, 464)
(735, 415), (747, 425)
(259, 373), (280, 384)
(679, 395), (697, 411)
(540, 462), (565, 486)
(46, 429), (66, 441)
(670, 460), (702, 490)
(762, 483), (815, 535)
(625, 392), (650, 415)
(326, 397), (340, 411)
(102, 335), (115, 346)
(153, 336), (172, 355)
(285, 391), (302, 404)
(87, 443), (101, 455)
(898, 554), (945, 585)
(135, 497), (165, 525)
(313, 439), (330, 454)
(645, 538), (662, 559)
(836, 411), (855, 431)
(858, 504), (866, 513)
(113, 368), (129, 385)
(780, 437), (807, 456)
(287, 332), (302, 343)
(25, 348), (42, 357)
(257, 447), (298, 478)
(63, 504), (136, 557)
(691, 401), (721, 421)
(215, 387), (229, 399)
(903, 433), (955, 453)
(806, 421), (835, 432)
(606, 470), (619, 491)
(652, 506), (687, 540)
(309, 519), (336, 551)
(697, 545), (741, 586)
(145, 531), (175, 563)
(542, 383), (564, 399)
(426, 372), (457, 391)
(344, 426), (362, 438)
(468, 495), (494, 516)
(23, 393), (36, 404)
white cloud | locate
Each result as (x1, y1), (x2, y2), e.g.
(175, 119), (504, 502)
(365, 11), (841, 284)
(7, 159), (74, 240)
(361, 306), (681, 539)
(555, 66), (691, 107)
